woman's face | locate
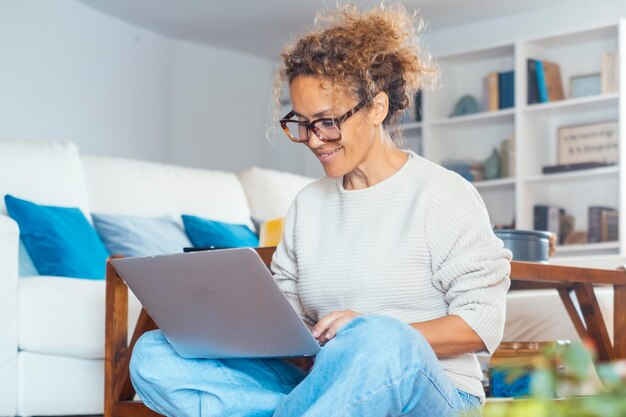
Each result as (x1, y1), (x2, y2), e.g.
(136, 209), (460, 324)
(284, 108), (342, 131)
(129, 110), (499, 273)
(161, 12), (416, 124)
(289, 75), (378, 178)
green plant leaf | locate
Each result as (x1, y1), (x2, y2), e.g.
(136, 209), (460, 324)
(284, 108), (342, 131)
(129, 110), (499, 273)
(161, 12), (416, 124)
(561, 342), (593, 381)
(530, 369), (555, 399)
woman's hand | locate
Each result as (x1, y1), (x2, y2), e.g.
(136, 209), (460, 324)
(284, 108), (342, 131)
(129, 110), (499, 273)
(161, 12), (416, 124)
(312, 310), (361, 344)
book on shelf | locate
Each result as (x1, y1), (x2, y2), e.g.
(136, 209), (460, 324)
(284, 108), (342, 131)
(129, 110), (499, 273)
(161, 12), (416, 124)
(534, 205), (564, 238)
(486, 72), (499, 111)
(527, 59), (564, 104)
(601, 52), (619, 94)
(498, 71), (515, 109)
(415, 90), (423, 122)
(604, 210), (619, 242)
(500, 134), (515, 177)
(588, 206), (618, 243)
(527, 59), (540, 105)
(541, 161), (616, 174)
(542, 61), (565, 101)
(536, 60), (548, 103)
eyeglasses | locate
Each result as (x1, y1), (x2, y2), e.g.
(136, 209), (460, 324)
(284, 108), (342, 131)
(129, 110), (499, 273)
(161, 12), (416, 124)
(279, 99), (369, 143)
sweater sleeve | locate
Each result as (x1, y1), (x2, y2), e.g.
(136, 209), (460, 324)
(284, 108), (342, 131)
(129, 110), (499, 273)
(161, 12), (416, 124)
(425, 173), (512, 355)
(270, 202), (315, 327)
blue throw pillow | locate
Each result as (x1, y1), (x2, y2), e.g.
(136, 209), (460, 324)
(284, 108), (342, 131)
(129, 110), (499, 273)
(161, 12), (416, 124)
(92, 214), (192, 257)
(4, 194), (109, 279)
(182, 214), (259, 248)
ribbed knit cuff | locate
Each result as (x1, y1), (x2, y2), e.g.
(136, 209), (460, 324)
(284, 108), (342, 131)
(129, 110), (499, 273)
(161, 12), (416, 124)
(454, 306), (505, 355)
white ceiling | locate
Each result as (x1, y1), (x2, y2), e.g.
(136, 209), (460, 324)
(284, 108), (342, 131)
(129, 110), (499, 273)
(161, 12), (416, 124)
(77, 0), (585, 59)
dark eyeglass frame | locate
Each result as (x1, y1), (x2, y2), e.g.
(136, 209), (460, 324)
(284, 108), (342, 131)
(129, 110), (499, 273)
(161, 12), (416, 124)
(279, 99), (369, 143)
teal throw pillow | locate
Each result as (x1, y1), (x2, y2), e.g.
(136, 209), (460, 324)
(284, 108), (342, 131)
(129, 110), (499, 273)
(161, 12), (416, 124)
(5, 194), (110, 279)
(182, 214), (259, 248)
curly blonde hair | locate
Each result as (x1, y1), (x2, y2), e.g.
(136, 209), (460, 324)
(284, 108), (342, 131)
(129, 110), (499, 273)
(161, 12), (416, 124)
(272, 3), (438, 143)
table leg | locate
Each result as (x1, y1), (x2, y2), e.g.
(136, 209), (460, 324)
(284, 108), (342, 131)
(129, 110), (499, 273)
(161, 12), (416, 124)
(614, 285), (626, 359)
(574, 283), (614, 362)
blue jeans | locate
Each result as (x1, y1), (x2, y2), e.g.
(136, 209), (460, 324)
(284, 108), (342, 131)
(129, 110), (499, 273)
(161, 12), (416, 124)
(130, 316), (482, 417)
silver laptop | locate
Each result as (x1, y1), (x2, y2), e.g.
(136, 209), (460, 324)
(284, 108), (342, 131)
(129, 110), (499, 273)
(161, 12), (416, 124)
(111, 248), (320, 359)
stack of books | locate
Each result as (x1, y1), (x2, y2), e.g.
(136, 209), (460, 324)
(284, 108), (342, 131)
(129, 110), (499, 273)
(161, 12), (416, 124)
(588, 206), (619, 243)
(485, 70), (515, 111)
(527, 59), (564, 105)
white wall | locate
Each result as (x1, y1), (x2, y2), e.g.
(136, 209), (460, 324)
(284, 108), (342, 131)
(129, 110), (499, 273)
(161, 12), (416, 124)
(170, 40), (280, 172)
(168, 39), (319, 175)
(425, 0), (625, 57)
(0, 0), (293, 174)
(0, 0), (172, 163)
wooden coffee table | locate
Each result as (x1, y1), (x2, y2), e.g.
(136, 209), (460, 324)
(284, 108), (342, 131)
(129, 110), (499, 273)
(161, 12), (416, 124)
(509, 261), (626, 361)
(103, 248), (626, 417)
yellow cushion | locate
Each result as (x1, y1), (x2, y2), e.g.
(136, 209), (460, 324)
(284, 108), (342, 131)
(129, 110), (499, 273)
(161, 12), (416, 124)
(259, 217), (285, 247)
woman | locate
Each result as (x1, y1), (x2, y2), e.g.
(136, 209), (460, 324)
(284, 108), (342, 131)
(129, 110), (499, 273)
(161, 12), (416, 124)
(130, 4), (511, 416)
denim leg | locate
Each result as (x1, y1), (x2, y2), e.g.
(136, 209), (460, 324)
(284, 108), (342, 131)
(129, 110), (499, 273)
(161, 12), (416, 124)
(273, 316), (481, 417)
(130, 330), (307, 417)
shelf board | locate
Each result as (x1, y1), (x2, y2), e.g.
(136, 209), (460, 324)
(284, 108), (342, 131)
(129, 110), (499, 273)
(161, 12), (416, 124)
(430, 108), (515, 127)
(554, 241), (620, 255)
(438, 43), (515, 64)
(522, 93), (618, 115)
(399, 121), (423, 131)
(550, 253), (626, 267)
(524, 23), (617, 49)
(472, 177), (516, 190)
(523, 166), (620, 183)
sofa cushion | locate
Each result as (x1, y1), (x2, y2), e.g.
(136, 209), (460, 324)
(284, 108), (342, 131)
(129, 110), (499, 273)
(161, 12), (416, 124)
(5, 195), (109, 280)
(82, 155), (254, 229)
(182, 214), (259, 248)
(237, 166), (316, 221)
(17, 352), (104, 416)
(93, 214), (191, 257)
(0, 139), (91, 217)
(18, 277), (142, 359)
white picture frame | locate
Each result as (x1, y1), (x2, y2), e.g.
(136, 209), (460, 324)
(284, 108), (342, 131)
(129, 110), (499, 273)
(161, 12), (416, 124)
(558, 121), (619, 164)
(570, 73), (602, 98)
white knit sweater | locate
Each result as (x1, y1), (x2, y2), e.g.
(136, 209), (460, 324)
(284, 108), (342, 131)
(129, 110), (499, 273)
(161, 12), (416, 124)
(270, 150), (512, 399)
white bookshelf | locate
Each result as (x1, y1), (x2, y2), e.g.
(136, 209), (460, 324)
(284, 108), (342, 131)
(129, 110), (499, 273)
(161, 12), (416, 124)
(401, 19), (625, 259)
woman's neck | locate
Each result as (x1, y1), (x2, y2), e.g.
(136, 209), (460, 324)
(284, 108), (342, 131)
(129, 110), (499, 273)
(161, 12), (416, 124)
(342, 143), (409, 191)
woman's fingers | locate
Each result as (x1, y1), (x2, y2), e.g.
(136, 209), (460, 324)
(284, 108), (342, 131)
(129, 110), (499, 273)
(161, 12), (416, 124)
(320, 316), (352, 342)
(312, 311), (342, 338)
(313, 310), (361, 343)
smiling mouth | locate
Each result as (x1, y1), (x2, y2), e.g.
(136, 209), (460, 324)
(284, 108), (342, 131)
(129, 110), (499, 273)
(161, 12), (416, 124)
(318, 146), (343, 158)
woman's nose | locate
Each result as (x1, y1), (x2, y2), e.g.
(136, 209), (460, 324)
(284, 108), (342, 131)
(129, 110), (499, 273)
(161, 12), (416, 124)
(305, 129), (326, 149)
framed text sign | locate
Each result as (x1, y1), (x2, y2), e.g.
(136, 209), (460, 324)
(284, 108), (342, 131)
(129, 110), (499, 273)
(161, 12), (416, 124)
(558, 121), (619, 164)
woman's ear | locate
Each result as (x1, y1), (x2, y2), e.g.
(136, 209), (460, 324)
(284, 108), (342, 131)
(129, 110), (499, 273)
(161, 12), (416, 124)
(371, 91), (389, 126)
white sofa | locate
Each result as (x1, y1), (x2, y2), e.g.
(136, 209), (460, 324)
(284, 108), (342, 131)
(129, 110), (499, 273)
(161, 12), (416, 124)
(0, 138), (314, 417)
(0, 138), (622, 416)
